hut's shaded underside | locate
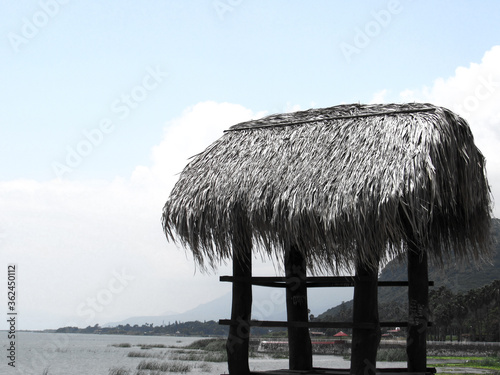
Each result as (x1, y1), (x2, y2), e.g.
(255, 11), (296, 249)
(162, 103), (491, 272)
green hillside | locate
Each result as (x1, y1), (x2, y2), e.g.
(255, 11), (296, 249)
(317, 218), (500, 323)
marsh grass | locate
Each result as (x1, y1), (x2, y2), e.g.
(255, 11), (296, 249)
(429, 355), (500, 371)
(166, 338), (228, 362)
(127, 350), (165, 359)
(135, 371), (165, 375)
(457, 356), (500, 370)
(202, 351), (227, 362)
(111, 343), (131, 348)
(178, 337), (262, 361)
(474, 357), (500, 367)
(196, 362), (212, 372)
(108, 367), (131, 375)
(270, 352), (289, 359)
(138, 343), (167, 349)
(168, 349), (227, 362)
(184, 338), (225, 351)
(137, 360), (191, 372)
(168, 351), (200, 361)
(376, 348), (407, 362)
(111, 342), (167, 351)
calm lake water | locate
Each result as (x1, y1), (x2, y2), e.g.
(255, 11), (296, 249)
(1, 332), (407, 375)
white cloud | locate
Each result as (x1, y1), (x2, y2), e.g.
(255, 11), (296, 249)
(282, 102), (302, 113)
(407, 46), (500, 133)
(131, 101), (266, 191)
(369, 89), (389, 104)
(394, 46), (500, 217)
(0, 101), (267, 330)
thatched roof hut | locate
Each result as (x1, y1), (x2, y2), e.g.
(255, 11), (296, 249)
(162, 102), (491, 272)
(162, 102), (491, 375)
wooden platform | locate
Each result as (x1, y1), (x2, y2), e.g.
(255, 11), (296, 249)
(238, 367), (436, 375)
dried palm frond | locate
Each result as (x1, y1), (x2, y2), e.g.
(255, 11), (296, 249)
(162, 103), (491, 273)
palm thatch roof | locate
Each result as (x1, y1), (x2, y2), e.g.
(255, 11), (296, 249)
(162, 103), (491, 272)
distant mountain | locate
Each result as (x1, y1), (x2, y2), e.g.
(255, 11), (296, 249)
(105, 278), (353, 327)
(318, 217), (500, 321)
(105, 293), (232, 327)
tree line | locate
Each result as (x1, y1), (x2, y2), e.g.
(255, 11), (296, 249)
(55, 320), (278, 337)
(429, 279), (500, 342)
(56, 320), (229, 336)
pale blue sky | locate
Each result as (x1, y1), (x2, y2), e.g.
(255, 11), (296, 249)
(2, 0), (500, 181)
(1, 1), (500, 330)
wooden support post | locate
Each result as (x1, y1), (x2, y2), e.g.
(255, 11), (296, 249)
(226, 216), (252, 375)
(350, 259), (381, 375)
(284, 243), (312, 371)
(407, 247), (429, 373)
